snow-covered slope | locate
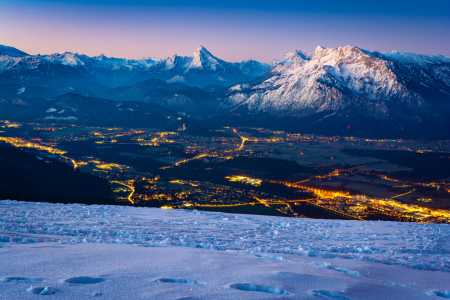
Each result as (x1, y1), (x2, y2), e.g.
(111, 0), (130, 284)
(378, 51), (450, 66)
(1, 200), (449, 299)
(0, 45), (29, 57)
(236, 59), (271, 77)
(270, 49), (313, 67)
(217, 45), (450, 137)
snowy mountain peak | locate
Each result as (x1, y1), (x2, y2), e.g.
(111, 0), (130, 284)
(219, 44), (450, 134)
(193, 45), (210, 55)
(45, 52), (86, 66)
(314, 45), (326, 55)
(192, 46), (218, 62)
(0, 45), (29, 57)
(189, 46), (223, 71)
(162, 53), (180, 70)
(311, 45), (372, 66)
(271, 49), (312, 67)
(168, 53), (178, 61)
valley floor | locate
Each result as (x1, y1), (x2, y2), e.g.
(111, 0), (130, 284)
(1, 200), (449, 299)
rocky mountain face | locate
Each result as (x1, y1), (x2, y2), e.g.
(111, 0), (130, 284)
(216, 45), (450, 138)
(0, 45), (268, 91)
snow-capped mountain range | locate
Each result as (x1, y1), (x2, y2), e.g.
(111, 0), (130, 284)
(1, 43), (449, 137)
(220, 45), (450, 117)
(0, 45), (270, 89)
(216, 45), (450, 137)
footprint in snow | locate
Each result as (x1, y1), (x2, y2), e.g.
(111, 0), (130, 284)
(155, 278), (206, 285)
(313, 290), (351, 300)
(383, 281), (411, 288)
(1, 277), (44, 282)
(425, 290), (450, 298)
(228, 283), (292, 296)
(313, 262), (363, 278)
(62, 277), (107, 284)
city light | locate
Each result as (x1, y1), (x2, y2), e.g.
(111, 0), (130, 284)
(226, 175), (262, 186)
(1, 121), (448, 223)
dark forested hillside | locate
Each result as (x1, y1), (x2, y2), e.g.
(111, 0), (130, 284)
(0, 145), (115, 205)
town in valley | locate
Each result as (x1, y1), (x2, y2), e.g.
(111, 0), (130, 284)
(1, 119), (449, 224)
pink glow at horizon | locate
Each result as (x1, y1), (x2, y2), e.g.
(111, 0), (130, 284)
(1, 2), (449, 63)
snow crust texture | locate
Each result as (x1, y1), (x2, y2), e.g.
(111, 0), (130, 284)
(1, 200), (450, 299)
(1, 200), (449, 272)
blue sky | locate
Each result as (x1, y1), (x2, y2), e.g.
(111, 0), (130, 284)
(25, 0), (449, 16)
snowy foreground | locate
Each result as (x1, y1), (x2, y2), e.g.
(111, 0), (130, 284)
(1, 200), (449, 299)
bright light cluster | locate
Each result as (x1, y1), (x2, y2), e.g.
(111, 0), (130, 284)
(226, 175), (262, 186)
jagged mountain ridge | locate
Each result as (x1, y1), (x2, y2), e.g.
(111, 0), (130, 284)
(215, 45), (450, 138)
(0, 45), (269, 90)
(128, 46), (270, 87)
(269, 49), (313, 67)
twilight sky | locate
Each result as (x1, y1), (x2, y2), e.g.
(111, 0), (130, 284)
(0, 0), (449, 63)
